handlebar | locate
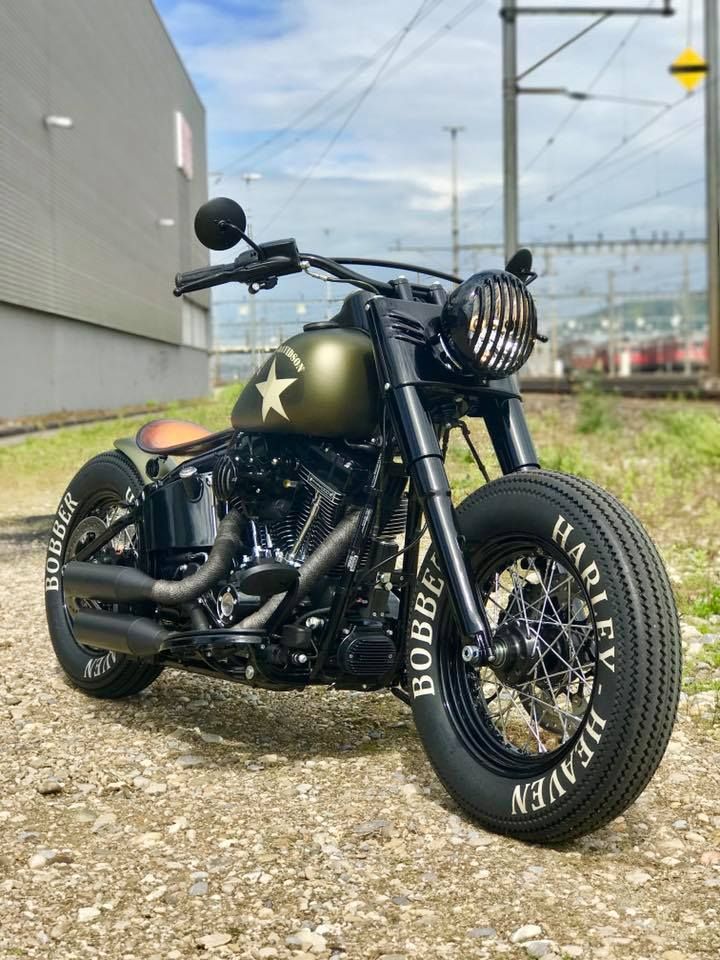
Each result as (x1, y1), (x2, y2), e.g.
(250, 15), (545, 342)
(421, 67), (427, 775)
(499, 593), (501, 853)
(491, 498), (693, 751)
(173, 238), (461, 299)
(173, 241), (302, 297)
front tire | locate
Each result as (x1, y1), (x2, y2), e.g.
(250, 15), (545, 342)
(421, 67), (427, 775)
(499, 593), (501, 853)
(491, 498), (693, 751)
(406, 470), (681, 843)
(44, 451), (163, 699)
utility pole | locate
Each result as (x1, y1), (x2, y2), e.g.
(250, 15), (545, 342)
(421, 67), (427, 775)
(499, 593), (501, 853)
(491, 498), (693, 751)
(607, 269), (616, 377)
(443, 126), (465, 277)
(240, 172), (262, 370)
(682, 246), (693, 374)
(705, 0), (720, 379)
(501, 1), (518, 265)
(499, 2), (674, 271)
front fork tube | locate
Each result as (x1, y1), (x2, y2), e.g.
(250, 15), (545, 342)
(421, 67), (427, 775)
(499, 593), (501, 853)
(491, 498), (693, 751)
(388, 384), (492, 662)
(483, 376), (540, 474)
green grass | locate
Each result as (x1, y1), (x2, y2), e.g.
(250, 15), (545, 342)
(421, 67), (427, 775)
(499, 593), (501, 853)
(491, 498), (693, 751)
(643, 408), (720, 468)
(575, 381), (619, 435)
(2, 388), (719, 624)
(0, 385), (239, 497)
(689, 587), (720, 619)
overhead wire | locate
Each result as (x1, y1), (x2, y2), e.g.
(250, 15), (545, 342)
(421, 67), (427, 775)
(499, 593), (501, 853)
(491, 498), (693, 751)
(526, 114), (703, 223)
(522, 12), (648, 178)
(567, 177), (704, 232)
(215, 0), (448, 180)
(544, 91), (695, 203)
(460, 9), (650, 233)
(376, 0), (488, 80)
(259, 0), (471, 232)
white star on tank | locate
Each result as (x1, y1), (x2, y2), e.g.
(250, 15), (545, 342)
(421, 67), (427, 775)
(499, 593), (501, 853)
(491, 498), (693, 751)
(255, 358), (297, 422)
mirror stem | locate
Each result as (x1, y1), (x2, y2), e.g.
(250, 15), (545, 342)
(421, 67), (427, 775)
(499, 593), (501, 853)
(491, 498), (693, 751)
(217, 220), (266, 260)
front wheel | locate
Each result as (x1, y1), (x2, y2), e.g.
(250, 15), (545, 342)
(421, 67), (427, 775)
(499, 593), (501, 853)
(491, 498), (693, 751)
(406, 470), (681, 843)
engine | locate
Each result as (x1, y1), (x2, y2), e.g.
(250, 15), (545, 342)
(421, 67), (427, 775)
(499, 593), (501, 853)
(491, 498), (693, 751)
(213, 433), (374, 560)
(207, 433), (406, 683)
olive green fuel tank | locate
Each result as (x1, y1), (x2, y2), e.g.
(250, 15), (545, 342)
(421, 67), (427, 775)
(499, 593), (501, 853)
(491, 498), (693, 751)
(231, 328), (380, 440)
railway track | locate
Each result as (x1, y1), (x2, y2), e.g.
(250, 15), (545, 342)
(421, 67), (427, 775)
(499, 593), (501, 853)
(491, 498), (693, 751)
(521, 373), (720, 399)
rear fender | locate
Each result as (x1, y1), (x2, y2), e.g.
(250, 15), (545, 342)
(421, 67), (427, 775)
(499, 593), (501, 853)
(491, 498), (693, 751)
(113, 437), (176, 482)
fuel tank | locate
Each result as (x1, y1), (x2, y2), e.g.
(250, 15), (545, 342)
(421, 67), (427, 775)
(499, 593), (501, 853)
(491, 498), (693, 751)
(231, 328), (379, 440)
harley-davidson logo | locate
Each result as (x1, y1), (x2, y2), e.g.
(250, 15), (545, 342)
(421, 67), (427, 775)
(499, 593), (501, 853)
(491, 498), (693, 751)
(255, 358), (297, 422)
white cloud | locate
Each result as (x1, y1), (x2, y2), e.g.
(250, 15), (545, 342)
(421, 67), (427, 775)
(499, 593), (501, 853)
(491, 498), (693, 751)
(157, 0), (708, 321)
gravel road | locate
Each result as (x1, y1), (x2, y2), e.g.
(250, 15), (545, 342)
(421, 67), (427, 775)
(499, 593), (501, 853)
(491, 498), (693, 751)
(1, 503), (719, 960)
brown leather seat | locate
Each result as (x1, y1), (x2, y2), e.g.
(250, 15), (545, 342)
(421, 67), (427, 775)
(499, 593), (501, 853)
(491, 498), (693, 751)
(136, 419), (232, 456)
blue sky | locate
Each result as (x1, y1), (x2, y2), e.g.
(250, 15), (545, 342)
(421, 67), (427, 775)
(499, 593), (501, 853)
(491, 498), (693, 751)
(154, 0), (707, 337)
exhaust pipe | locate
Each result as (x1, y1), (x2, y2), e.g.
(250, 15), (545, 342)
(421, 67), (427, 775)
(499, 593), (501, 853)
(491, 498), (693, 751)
(63, 509), (244, 606)
(239, 509), (360, 630)
(73, 611), (171, 657)
(68, 510), (361, 660)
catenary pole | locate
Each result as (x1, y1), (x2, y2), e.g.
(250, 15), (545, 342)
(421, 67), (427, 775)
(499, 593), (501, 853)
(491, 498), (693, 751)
(443, 125), (465, 278)
(499, 1), (674, 285)
(501, 0), (519, 265)
(705, 0), (720, 378)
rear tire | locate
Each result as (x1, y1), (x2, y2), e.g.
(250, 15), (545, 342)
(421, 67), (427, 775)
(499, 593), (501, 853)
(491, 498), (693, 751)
(406, 470), (681, 843)
(44, 451), (163, 699)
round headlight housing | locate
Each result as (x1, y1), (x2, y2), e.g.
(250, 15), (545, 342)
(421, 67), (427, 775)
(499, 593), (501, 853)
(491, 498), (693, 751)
(440, 270), (538, 379)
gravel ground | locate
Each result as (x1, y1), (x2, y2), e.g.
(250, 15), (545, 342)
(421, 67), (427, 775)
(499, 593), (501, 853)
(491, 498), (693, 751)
(1, 501), (719, 960)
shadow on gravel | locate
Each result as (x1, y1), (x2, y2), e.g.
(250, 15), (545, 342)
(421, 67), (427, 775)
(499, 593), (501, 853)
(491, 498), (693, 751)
(94, 671), (415, 765)
(62, 670), (636, 851)
(0, 514), (52, 547)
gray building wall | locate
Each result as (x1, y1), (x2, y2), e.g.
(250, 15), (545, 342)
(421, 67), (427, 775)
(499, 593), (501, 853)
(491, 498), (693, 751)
(0, 0), (210, 418)
(0, 302), (209, 417)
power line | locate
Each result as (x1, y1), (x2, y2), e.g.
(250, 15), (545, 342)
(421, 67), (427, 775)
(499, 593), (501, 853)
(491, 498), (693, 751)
(568, 177), (704, 231)
(521, 10), (648, 179)
(259, 0), (445, 232)
(378, 0), (488, 80)
(227, 0), (487, 181)
(525, 114), (703, 224)
(461, 8), (649, 233)
(544, 89), (696, 203)
(215, 0), (447, 180)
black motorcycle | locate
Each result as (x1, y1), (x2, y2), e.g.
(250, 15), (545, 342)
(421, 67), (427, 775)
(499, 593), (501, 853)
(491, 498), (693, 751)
(45, 197), (681, 842)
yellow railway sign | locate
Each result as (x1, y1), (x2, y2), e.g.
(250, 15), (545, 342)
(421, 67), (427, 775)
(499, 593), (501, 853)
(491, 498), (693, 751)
(669, 48), (708, 91)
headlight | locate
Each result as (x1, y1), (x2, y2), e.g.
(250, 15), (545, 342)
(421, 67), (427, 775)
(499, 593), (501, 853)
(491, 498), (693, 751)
(440, 270), (538, 379)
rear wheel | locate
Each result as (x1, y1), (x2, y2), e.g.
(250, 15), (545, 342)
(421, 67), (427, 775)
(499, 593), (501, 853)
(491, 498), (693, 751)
(406, 470), (681, 843)
(44, 452), (163, 698)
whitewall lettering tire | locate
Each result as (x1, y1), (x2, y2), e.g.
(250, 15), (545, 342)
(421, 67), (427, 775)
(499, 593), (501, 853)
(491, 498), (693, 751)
(45, 452), (163, 699)
(406, 470), (681, 843)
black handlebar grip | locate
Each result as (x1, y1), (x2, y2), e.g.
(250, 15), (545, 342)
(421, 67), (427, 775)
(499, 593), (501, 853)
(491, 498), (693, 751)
(173, 262), (235, 297)
(177, 264), (219, 283)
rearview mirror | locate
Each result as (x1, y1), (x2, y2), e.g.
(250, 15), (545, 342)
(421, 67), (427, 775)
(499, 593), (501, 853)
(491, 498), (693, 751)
(194, 197), (248, 251)
(505, 247), (533, 281)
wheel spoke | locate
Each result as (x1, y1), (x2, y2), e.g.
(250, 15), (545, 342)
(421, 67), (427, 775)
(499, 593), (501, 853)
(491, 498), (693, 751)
(468, 545), (598, 757)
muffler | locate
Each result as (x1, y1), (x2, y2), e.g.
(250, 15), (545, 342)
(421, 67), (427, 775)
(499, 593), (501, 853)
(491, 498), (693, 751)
(72, 610), (264, 658)
(73, 611), (171, 657)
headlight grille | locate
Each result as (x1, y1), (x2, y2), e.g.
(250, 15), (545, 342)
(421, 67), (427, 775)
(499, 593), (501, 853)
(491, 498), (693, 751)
(441, 270), (538, 378)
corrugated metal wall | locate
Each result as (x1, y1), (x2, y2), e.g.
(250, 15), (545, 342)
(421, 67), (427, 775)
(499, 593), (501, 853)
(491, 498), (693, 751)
(0, 0), (208, 348)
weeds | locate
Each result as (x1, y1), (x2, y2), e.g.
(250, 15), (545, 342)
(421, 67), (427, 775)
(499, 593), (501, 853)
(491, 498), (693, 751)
(689, 587), (720, 620)
(576, 381), (619, 435)
(642, 408), (720, 469)
(538, 444), (590, 476)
